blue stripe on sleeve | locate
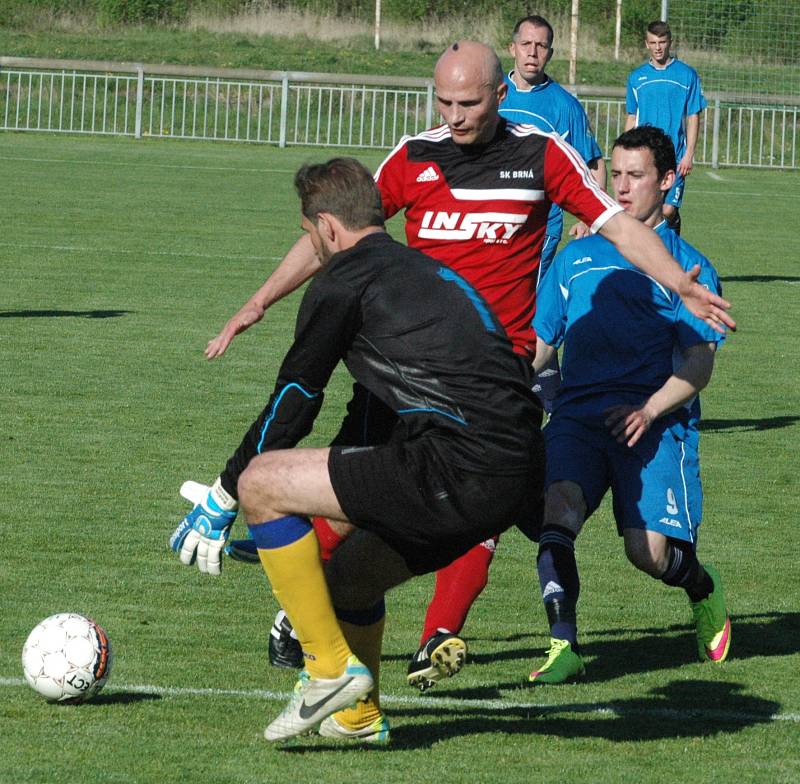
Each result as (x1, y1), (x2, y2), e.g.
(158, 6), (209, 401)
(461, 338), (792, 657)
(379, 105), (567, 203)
(248, 515), (312, 549)
(257, 383), (319, 453)
(437, 267), (497, 332)
(397, 407), (467, 425)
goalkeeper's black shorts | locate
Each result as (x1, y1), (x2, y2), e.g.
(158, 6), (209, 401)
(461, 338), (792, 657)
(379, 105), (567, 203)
(328, 429), (543, 575)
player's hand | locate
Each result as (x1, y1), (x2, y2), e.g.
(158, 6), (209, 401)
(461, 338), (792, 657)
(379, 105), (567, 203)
(169, 479), (238, 576)
(677, 154), (694, 177)
(568, 221), (591, 239)
(678, 265), (735, 335)
(205, 300), (266, 360)
(604, 403), (654, 447)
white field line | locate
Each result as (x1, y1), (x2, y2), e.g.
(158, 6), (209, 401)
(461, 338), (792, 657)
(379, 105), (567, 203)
(0, 241), (282, 263)
(690, 188), (800, 199)
(1, 676), (797, 724)
(705, 171), (724, 181)
(0, 154), (294, 174)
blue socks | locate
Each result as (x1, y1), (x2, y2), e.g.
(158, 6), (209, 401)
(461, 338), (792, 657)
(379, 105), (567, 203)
(537, 524), (580, 647)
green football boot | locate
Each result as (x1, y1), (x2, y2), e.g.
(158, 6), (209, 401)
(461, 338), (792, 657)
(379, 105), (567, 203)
(690, 564), (731, 662)
(528, 638), (585, 684)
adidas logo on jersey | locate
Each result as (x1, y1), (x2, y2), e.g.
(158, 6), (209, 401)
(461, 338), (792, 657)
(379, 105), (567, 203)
(416, 166), (439, 183)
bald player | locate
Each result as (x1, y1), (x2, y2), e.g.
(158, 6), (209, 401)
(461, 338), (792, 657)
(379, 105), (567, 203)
(190, 41), (734, 739)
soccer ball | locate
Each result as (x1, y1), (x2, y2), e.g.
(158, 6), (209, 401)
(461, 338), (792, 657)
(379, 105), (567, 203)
(21, 613), (113, 703)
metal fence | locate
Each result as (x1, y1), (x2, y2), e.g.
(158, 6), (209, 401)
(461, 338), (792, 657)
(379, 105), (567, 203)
(1, 57), (798, 170)
(580, 92), (800, 170)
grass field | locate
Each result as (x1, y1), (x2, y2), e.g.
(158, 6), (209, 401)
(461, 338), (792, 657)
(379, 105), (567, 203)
(1, 131), (799, 783)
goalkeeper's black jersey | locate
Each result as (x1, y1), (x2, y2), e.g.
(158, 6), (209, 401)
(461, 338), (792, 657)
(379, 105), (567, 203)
(222, 232), (541, 489)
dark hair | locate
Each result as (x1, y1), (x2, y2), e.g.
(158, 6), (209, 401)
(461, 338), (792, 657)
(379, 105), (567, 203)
(512, 15), (554, 46)
(612, 126), (676, 179)
(646, 20), (672, 39)
(294, 157), (385, 230)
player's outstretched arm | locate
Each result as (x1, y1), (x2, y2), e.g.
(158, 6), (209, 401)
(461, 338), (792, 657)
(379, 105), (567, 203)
(599, 212), (735, 334)
(205, 234), (322, 359)
(569, 158), (606, 239)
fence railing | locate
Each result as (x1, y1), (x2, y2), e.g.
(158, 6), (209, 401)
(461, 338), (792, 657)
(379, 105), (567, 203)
(1, 56), (798, 169)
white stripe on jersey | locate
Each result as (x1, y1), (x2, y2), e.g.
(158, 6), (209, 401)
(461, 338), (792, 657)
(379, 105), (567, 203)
(373, 124), (450, 182)
(567, 265), (671, 301)
(451, 187), (545, 202)
(500, 113), (558, 134)
(590, 205), (625, 234)
(507, 120), (620, 221)
(637, 79), (691, 92)
(505, 121), (551, 139)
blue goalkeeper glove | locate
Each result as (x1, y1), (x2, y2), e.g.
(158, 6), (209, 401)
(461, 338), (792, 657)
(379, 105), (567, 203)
(169, 478), (238, 576)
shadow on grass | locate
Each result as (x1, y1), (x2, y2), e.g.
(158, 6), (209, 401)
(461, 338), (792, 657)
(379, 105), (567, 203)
(699, 416), (800, 433)
(88, 691), (162, 706)
(0, 309), (131, 319)
(278, 679), (779, 752)
(719, 275), (800, 283)
(385, 611), (799, 684)
(276, 614), (795, 752)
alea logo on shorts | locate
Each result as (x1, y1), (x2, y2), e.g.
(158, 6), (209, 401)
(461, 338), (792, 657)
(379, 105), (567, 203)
(418, 211), (526, 244)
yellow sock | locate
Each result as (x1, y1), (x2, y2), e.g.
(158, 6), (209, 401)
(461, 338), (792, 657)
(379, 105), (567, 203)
(331, 610), (385, 729)
(249, 516), (351, 679)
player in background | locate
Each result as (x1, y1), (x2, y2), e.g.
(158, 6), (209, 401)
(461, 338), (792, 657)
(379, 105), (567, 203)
(625, 20), (706, 234)
(500, 13), (606, 411)
(203, 42), (733, 712)
(528, 126), (730, 685)
(170, 157), (546, 743)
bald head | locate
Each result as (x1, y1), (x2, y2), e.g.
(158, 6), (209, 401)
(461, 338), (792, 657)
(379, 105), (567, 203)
(434, 41), (506, 146)
(435, 40), (503, 93)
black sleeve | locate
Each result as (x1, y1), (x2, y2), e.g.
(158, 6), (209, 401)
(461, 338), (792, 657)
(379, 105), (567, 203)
(220, 275), (362, 497)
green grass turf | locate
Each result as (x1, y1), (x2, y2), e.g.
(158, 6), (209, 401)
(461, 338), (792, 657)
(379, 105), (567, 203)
(1, 132), (799, 783)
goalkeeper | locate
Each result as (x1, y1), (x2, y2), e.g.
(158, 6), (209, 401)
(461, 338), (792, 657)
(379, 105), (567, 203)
(168, 157), (545, 743)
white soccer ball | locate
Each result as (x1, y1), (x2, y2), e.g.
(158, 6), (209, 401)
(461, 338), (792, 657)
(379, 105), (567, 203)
(21, 613), (113, 703)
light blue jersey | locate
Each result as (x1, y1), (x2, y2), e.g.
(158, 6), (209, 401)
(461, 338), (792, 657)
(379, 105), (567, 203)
(500, 73), (603, 274)
(534, 222), (724, 541)
(626, 58), (706, 162)
(535, 221), (722, 417)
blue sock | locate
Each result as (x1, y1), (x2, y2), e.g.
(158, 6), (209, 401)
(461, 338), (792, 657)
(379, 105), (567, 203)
(537, 525), (579, 647)
(247, 515), (312, 549)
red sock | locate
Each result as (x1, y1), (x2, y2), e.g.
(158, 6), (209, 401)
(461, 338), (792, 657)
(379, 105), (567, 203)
(419, 538), (497, 643)
(311, 516), (347, 562)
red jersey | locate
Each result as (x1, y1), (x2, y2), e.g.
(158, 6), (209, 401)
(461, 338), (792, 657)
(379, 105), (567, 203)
(375, 120), (621, 356)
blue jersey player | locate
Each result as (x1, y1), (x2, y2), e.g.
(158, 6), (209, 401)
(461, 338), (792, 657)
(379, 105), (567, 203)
(501, 14), (606, 279)
(500, 14), (606, 411)
(626, 20), (706, 234)
(528, 126), (731, 685)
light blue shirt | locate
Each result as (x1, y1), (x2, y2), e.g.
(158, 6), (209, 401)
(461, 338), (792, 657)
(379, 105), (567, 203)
(534, 222), (723, 419)
(500, 73), (603, 240)
(626, 59), (707, 161)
